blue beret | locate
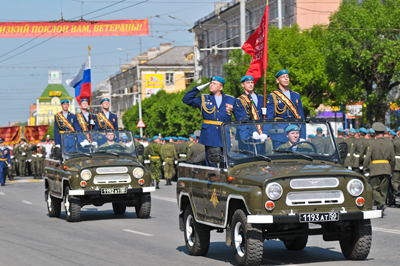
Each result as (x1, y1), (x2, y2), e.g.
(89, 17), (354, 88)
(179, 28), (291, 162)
(360, 128), (368, 134)
(177, 136), (182, 140)
(147, 138), (152, 142)
(390, 131), (397, 136)
(241, 75), (254, 83)
(316, 127), (323, 131)
(192, 135), (196, 140)
(79, 98), (88, 104)
(211, 76), (225, 85)
(337, 127), (344, 133)
(153, 136), (159, 140)
(308, 134), (315, 138)
(275, 69), (289, 78)
(101, 98), (110, 103)
(356, 129), (360, 133)
(398, 126), (400, 131)
(61, 99), (69, 104)
(285, 125), (300, 132)
(345, 131), (348, 135)
(386, 127), (391, 132)
(349, 128), (356, 133)
(172, 137), (177, 141)
(135, 135), (140, 138)
(165, 137), (170, 141)
(369, 128), (375, 134)
(160, 138), (164, 141)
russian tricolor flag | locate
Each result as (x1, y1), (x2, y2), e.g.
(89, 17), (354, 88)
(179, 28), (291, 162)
(66, 56), (91, 104)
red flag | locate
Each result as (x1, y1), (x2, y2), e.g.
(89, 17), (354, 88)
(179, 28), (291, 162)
(242, 5), (269, 85)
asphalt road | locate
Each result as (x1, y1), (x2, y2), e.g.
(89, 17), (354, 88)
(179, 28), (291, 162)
(1, 177), (400, 266)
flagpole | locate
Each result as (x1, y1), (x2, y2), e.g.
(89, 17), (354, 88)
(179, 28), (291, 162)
(88, 45), (93, 130)
(263, 0), (269, 119)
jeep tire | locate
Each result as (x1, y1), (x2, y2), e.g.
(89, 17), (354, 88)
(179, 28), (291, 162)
(135, 193), (151, 218)
(64, 187), (81, 222)
(231, 209), (263, 266)
(112, 203), (126, 215)
(46, 189), (61, 218)
(340, 219), (372, 260)
(183, 206), (210, 256)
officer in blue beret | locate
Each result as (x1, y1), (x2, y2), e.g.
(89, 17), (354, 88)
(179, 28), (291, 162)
(54, 98), (77, 149)
(344, 127), (363, 173)
(275, 125), (313, 153)
(182, 76), (236, 166)
(97, 98), (118, 131)
(265, 69), (306, 149)
(74, 98), (99, 134)
(0, 138), (11, 186)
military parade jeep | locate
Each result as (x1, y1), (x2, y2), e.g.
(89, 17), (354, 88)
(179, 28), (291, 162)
(177, 119), (381, 266)
(44, 130), (154, 222)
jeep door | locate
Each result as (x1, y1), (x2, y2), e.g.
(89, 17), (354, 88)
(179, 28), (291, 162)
(205, 167), (226, 225)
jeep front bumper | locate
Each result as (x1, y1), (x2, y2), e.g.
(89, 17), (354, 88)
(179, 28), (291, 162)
(68, 186), (156, 196)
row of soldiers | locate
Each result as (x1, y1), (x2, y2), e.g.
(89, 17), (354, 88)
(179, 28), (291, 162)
(134, 133), (205, 189)
(336, 123), (399, 214)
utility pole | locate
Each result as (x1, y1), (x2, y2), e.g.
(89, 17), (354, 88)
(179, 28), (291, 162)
(278, 0), (282, 29)
(240, 0), (246, 46)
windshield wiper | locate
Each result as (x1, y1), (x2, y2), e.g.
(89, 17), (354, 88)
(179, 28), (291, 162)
(230, 149), (271, 162)
(273, 150), (313, 161)
(69, 151), (92, 157)
(95, 150), (120, 157)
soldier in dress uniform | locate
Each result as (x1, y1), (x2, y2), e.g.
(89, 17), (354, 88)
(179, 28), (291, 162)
(276, 125), (314, 153)
(74, 98), (98, 132)
(364, 122), (395, 215)
(16, 138), (28, 177)
(8, 143), (17, 179)
(183, 76), (235, 166)
(134, 136), (144, 165)
(144, 136), (162, 189)
(344, 128), (359, 172)
(265, 69), (306, 149)
(160, 137), (178, 185)
(358, 127), (369, 175)
(54, 99), (77, 149)
(311, 127), (328, 154)
(97, 98), (118, 131)
(32, 143), (46, 179)
(0, 138), (11, 186)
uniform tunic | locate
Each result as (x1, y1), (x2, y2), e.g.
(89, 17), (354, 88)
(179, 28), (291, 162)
(0, 147), (11, 185)
(160, 143), (178, 180)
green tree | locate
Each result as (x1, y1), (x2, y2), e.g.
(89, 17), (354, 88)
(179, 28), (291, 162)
(325, 0), (400, 123)
(223, 24), (332, 117)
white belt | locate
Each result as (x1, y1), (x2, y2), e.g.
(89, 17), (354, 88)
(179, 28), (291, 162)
(347, 153), (351, 156)
(353, 154), (360, 158)
(396, 156), (400, 159)
(179, 154), (187, 157)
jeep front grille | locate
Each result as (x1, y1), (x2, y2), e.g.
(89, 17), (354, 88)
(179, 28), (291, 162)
(96, 167), (128, 174)
(290, 178), (339, 189)
(286, 190), (344, 206)
(93, 174), (131, 184)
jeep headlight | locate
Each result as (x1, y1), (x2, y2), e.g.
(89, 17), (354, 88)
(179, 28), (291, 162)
(133, 167), (144, 179)
(266, 183), (283, 200)
(80, 169), (92, 181)
(347, 179), (364, 197)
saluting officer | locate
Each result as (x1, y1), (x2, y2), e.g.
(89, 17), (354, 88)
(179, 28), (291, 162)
(97, 98), (118, 131)
(54, 99), (77, 148)
(364, 122), (395, 215)
(0, 138), (11, 186)
(266, 69), (306, 149)
(182, 76), (236, 166)
(74, 98), (98, 131)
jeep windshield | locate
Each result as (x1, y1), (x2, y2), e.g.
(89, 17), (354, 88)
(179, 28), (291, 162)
(223, 119), (340, 165)
(62, 130), (138, 158)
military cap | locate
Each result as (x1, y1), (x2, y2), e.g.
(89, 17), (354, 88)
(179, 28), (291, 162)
(369, 128), (375, 134)
(241, 75), (254, 83)
(101, 98), (110, 103)
(193, 130), (201, 138)
(20, 138), (27, 142)
(0, 138), (4, 143)
(349, 128), (356, 134)
(360, 127), (369, 134)
(337, 127), (345, 133)
(192, 135), (196, 140)
(344, 131), (348, 136)
(160, 138), (164, 141)
(135, 135), (140, 138)
(285, 125), (300, 132)
(308, 134), (315, 138)
(211, 76), (225, 85)
(386, 127), (390, 132)
(275, 69), (289, 78)
(61, 99), (69, 104)
(316, 127), (323, 131)
(398, 126), (400, 131)
(165, 137), (170, 141)
(356, 129), (360, 133)
(177, 136), (182, 140)
(172, 137), (177, 141)
(390, 131), (397, 136)
(372, 122), (386, 132)
(147, 138), (152, 142)
(153, 136), (159, 140)
(80, 98), (88, 104)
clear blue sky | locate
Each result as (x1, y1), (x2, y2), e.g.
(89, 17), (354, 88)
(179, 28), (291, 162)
(0, 0), (226, 126)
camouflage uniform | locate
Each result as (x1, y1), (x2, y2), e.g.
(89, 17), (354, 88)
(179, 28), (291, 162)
(160, 142), (178, 185)
(276, 141), (314, 153)
(135, 141), (144, 165)
(144, 142), (161, 188)
(187, 143), (206, 165)
(16, 144), (28, 176)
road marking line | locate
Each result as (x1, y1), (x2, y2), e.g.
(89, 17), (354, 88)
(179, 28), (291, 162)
(151, 195), (176, 203)
(373, 227), (400, 235)
(0, 192), (5, 195)
(123, 229), (153, 237)
(22, 200), (33, 205)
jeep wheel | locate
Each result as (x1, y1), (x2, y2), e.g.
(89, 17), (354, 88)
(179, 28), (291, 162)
(283, 236), (308, 250)
(112, 203), (126, 215)
(184, 206), (210, 256)
(64, 187), (81, 222)
(135, 193), (151, 218)
(340, 219), (372, 260)
(46, 189), (61, 218)
(231, 209), (263, 266)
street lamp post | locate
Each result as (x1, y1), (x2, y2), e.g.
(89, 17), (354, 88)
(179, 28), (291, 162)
(168, 15), (199, 81)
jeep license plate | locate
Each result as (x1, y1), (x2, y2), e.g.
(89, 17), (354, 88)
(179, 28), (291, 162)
(299, 212), (339, 223)
(101, 187), (127, 195)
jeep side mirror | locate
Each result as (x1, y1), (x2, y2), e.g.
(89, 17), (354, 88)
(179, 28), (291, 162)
(337, 142), (347, 159)
(208, 146), (222, 164)
(136, 144), (144, 156)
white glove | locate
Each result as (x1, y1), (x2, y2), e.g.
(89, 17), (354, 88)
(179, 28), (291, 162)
(27, 159), (31, 162)
(90, 119), (95, 125)
(92, 141), (98, 147)
(80, 139), (90, 147)
(365, 173), (370, 177)
(359, 166), (363, 170)
(16, 159), (18, 162)
(252, 132), (260, 140)
(197, 82), (210, 91)
(22, 152), (26, 156)
(299, 138), (306, 142)
(39, 154), (43, 157)
(32, 154), (37, 157)
(8, 164), (10, 167)
(55, 144), (60, 148)
(144, 160), (150, 164)
(348, 166), (352, 170)
(261, 107), (267, 115)
(11, 156), (13, 159)
(174, 160), (178, 164)
(162, 162), (166, 166)
(260, 134), (268, 142)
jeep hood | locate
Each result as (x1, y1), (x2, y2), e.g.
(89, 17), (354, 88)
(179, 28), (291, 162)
(66, 157), (140, 171)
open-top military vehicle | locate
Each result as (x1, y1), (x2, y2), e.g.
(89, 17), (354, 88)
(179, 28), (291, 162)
(177, 119), (381, 266)
(44, 130), (154, 222)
